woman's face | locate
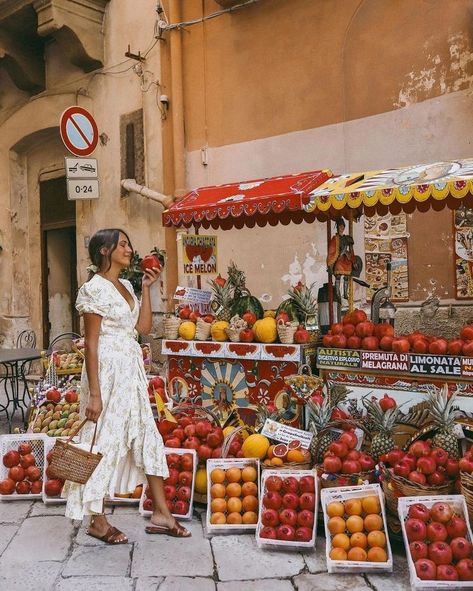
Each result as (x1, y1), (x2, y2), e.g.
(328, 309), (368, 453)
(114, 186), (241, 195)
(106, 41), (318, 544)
(110, 232), (133, 268)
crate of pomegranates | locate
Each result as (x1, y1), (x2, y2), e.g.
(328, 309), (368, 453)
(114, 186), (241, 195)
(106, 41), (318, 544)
(140, 448), (197, 520)
(0, 434), (47, 500)
(256, 469), (318, 550)
(42, 436), (66, 504)
(321, 483), (393, 574)
(206, 458), (260, 535)
(399, 495), (473, 589)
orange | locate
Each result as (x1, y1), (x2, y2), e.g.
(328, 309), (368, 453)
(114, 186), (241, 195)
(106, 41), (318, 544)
(242, 466), (257, 482)
(270, 457), (284, 466)
(131, 485), (143, 499)
(367, 547), (387, 562)
(226, 467), (242, 483)
(362, 495), (380, 515)
(242, 495), (258, 512)
(241, 482), (257, 497)
(210, 512), (226, 524)
(346, 515), (364, 534)
(332, 533), (350, 552)
(350, 532), (367, 549)
(266, 445), (275, 459)
(327, 501), (345, 518)
(211, 498), (227, 513)
(329, 547), (347, 561)
(347, 547), (367, 561)
(242, 511), (258, 524)
(227, 512), (243, 524)
(210, 468), (226, 484)
(367, 530), (386, 548)
(227, 496), (242, 513)
(263, 459), (272, 466)
(364, 514), (383, 532)
(210, 483), (226, 499)
(286, 449), (305, 463)
(344, 499), (362, 516)
(328, 516), (346, 535)
(226, 482), (242, 497)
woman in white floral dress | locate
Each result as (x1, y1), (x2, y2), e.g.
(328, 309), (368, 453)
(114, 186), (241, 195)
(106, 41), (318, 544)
(64, 228), (191, 543)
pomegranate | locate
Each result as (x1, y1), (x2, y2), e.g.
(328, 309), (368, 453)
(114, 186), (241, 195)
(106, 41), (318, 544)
(260, 526), (277, 540)
(341, 459), (361, 474)
(361, 336), (379, 351)
(8, 466), (25, 482)
(331, 334), (347, 348)
(342, 324), (356, 337)
(173, 500), (189, 515)
(456, 558), (473, 581)
(408, 503), (430, 523)
(392, 337), (410, 353)
(412, 338), (429, 354)
(355, 321), (374, 338)
(428, 541), (452, 566)
(282, 493), (299, 510)
(463, 340), (473, 357)
(446, 458), (460, 477)
(323, 454), (342, 474)
(379, 336), (394, 351)
(164, 484), (176, 500)
(451, 537), (472, 560)
(263, 491), (283, 510)
(427, 471), (446, 486)
(279, 508), (298, 527)
(417, 456), (436, 475)
(405, 518), (428, 542)
(299, 492), (315, 511)
(459, 456), (473, 474)
(195, 420), (212, 439)
(0, 478), (16, 495)
(359, 454), (375, 471)
(393, 461), (411, 478)
(414, 559), (437, 581)
(276, 524), (295, 541)
(430, 447), (448, 467)
(374, 323), (394, 339)
(265, 476), (283, 492)
(322, 334), (334, 347)
(446, 516), (468, 538)
(295, 526), (313, 542)
(351, 309), (367, 324)
(409, 440), (431, 458)
(430, 501), (453, 523)
(294, 326), (310, 344)
(448, 339), (464, 355)
(461, 325), (473, 341)
(338, 431), (358, 450)
(379, 393), (396, 411)
(177, 486), (191, 501)
(409, 541), (428, 561)
(182, 436), (200, 450)
(261, 508), (280, 527)
(25, 466), (41, 482)
(281, 477), (299, 494)
(328, 441), (348, 458)
(197, 444), (213, 461)
(2, 450), (20, 468)
(331, 323), (344, 334)
(299, 476), (315, 493)
(385, 448), (405, 466)
(426, 521), (448, 543)
(429, 339), (448, 355)
(345, 449), (360, 461)
(437, 564), (459, 581)
(239, 328), (255, 342)
(297, 509), (314, 528)
(16, 480), (31, 494)
(408, 471), (427, 485)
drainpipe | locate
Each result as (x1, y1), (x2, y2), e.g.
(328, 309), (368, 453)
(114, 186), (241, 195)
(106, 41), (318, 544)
(120, 179), (173, 208)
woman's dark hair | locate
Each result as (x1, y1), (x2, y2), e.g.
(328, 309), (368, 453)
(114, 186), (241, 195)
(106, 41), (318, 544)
(88, 228), (133, 278)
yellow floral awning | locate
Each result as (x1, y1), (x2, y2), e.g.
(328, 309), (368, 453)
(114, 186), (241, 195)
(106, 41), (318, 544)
(304, 159), (473, 214)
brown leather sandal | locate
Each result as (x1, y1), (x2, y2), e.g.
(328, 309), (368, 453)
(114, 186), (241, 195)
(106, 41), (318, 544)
(86, 526), (128, 544)
(145, 521), (191, 538)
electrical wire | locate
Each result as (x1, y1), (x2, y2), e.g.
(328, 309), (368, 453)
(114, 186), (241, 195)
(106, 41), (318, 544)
(159, 0), (261, 31)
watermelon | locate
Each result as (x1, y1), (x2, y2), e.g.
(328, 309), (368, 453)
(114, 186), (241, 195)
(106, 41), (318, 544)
(276, 299), (302, 322)
(231, 289), (264, 320)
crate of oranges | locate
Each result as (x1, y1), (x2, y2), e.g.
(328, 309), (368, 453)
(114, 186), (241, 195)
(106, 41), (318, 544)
(206, 458), (260, 534)
(321, 483), (393, 574)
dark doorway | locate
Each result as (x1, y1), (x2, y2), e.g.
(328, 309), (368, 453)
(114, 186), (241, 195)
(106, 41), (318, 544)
(40, 178), (78, 347)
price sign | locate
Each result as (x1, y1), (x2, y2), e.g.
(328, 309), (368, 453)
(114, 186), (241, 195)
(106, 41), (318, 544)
(67, 179), (100, 200)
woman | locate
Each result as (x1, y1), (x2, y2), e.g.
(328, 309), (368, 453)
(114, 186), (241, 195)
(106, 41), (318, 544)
(64, 228), (190, 543)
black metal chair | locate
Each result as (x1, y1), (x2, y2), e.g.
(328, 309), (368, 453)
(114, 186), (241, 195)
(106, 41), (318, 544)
(16, 330), (36, 349)
(47, 332), (81, 354)
(16, 330), (42, 413)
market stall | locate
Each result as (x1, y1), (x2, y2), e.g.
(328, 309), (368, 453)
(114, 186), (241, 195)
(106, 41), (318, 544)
(162, 169), (332, 427)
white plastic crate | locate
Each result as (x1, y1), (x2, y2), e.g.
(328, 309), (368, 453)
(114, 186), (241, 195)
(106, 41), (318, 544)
(0, 433), (47, 500)
(139, 448), (197, 521)
(41, 436), (66, 505)
(206, 458), (260, 535)
(321, 483), (393, 574)
(256, 469), (318, 551)
(399, 495), (473, 590)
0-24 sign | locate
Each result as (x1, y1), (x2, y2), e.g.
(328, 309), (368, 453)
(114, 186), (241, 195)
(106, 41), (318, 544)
(67, 179), (100, 200)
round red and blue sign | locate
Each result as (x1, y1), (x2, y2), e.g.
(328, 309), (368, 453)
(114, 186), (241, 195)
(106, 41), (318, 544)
(60, 106), (98, 157)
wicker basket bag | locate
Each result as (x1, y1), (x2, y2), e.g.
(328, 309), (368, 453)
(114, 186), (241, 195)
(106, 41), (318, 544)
(314, 419), (376, 489)
(163, 316), (181, 339)
(225, 327), (241, 342)
(460, 471), (473, 525)
(195, 317), (211, 341)
(277, 319), (298, 344)
(49, 419), (102, 485)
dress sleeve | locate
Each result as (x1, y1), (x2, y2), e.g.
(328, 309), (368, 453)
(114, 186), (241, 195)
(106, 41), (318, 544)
(76, 281), (110, 317)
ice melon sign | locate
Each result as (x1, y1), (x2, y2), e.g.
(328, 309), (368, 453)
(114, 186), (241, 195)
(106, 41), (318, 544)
(182, 234), (217, 275)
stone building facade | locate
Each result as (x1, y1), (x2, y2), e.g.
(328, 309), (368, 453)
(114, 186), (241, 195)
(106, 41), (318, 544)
(1, 0), (473, 347)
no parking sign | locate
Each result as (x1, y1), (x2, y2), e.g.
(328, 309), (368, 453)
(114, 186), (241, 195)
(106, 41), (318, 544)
(60, 106), (98, 157)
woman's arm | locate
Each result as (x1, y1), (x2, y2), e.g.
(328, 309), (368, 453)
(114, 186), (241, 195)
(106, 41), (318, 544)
(83, 312), (103, 422)
(135, 267), (161, 335)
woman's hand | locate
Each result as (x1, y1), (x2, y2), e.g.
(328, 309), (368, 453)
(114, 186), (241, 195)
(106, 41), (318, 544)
(142, 267), (161, 289)
(85, 394), (103, 422)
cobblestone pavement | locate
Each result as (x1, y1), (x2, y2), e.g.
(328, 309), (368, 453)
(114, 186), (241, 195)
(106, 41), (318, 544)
(0, 499), (412, 591)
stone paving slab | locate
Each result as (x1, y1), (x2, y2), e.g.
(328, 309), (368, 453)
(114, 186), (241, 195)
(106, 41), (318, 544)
(293, 573), (372, 591)
(158, 576), (216, 591)
(212, 535), (305, 581)
(31, 501), (66, 516)
(218, 579), (295, 591)
(0, 524), (18, 556)
(132, 520), (213, 578)
(303, 545), (327, 573)
(366, 550), (411, 591)
(0, 515), (74, 564)
(55, 577), (134, 591)
(0, 499), (33, 523)
(134, 577), (164, 591)
(63, 544), (131, 577)
(0, 560), (63, 591)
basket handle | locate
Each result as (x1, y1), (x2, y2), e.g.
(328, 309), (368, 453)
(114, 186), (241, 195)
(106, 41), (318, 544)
(65, 418), (98, 453)
(171, 404), (220, 425)
(221, 424), (256, 458)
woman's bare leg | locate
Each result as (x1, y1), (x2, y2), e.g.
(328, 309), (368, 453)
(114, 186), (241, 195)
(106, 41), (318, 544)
(87, 501), (128, 543)
(146, 474), (190, 536)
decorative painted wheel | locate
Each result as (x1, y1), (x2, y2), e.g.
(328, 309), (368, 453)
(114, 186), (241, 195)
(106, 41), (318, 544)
(200, 360), (250, 420)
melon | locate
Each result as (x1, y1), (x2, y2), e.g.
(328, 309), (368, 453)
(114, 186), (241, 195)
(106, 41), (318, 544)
(231, 289), (264, 320)
(276, 299), (302, 322)
(211, 321), (229, 341)
(194, 467), (208, 494)
(241, 433), (270, 459)
(253, 317), (277, 343)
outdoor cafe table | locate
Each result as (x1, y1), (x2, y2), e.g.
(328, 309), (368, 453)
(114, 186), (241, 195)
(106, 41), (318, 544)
(0, 348), (42, 431)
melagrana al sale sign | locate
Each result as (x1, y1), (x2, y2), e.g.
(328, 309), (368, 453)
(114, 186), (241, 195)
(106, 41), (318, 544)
(182, 234), (217, 275)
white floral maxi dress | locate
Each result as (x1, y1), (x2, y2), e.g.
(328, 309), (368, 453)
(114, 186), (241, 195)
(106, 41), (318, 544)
(64, 274), (169, 520)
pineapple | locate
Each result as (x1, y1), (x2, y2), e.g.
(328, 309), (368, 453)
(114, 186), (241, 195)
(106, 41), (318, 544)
(227, 261), (246, 300)
(287, 282), (318, 322)
(208, 277), (234, 321)
(428, 384), (460, 459)
(362, 396), (404, 462)
(307, 385), (349, 462)
(254, 402), (284, 431)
